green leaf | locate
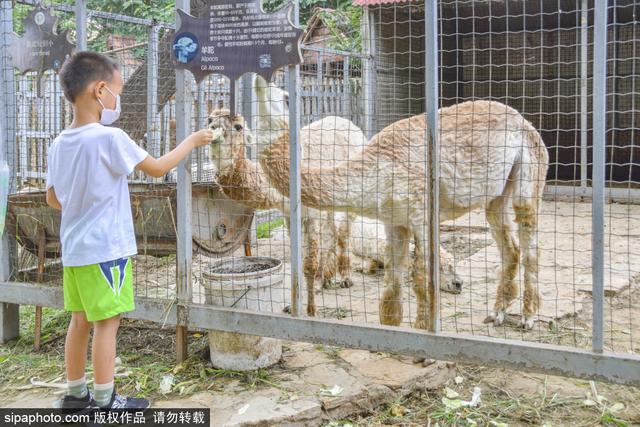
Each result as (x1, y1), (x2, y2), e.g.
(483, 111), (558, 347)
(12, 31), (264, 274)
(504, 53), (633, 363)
(442, 397), (463, 411)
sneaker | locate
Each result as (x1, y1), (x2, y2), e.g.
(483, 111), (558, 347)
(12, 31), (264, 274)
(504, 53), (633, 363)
(58, 390), (96, 415)
(99, 389), (151, 411)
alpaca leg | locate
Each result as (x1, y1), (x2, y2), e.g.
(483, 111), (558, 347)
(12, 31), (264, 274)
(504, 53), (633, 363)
(379, 225), (410, 326)
(513, 200), (541, 330)
(485, 196), (520, 326)
(511, 143), (547, 330)
(286, 214), (319, 317)
(336, 213), (354, 288)
(411, 225), (430, 330)
(302, 217), (319, 317)
(510, 149), (546, 330)
(318, 211), (339, 289)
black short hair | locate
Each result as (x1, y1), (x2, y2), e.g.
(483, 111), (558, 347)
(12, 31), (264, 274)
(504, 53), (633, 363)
(59, 51), (119, 102)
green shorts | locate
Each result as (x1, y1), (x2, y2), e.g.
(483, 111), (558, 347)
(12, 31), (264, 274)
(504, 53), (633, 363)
(63, 257), (135, 322)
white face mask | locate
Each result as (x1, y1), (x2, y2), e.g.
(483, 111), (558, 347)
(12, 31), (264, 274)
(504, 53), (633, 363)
(97, 86), (121, 125)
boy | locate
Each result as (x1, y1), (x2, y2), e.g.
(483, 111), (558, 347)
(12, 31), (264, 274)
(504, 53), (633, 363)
(46, 51), (213, 412)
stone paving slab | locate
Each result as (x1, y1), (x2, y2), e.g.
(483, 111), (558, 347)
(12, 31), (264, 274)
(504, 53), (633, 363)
(0, 341), (455, 427)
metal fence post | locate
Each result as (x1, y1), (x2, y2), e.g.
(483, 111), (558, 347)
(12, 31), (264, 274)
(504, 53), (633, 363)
(591, 0), (607, 353)
(315, 53), (323, 121)
(240, 73), (257, 250)
(425, 0), (440, 333)
(361, 7), (375, 138)
(0, 0), (18, 343)
(175, 0), (193, 363)
(342, 56), (350, 118)
(288, 0), (303, 317)
(195, 82), (206, 182)
(146, 22), (160, 182)
(75, 0), (87, 51)
(580, 0), (588, 192)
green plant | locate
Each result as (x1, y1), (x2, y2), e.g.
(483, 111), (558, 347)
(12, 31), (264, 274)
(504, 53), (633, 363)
(256, 218), (284, 239)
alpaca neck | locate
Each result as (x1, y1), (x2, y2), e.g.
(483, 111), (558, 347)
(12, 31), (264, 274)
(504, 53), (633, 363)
(255, 117), (288, 156)
(257, 105), (288, 131)
(217, 157), (283, 211)
(255, 84), (289, 145)
(259, 131), (353, 212)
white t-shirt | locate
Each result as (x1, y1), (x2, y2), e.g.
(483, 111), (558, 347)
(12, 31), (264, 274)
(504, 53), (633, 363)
(46, 123), (149, 267)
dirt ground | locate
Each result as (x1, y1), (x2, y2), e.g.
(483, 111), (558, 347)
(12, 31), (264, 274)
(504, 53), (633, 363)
(132, 199), (640, 353)
(352, 363), (640, 426)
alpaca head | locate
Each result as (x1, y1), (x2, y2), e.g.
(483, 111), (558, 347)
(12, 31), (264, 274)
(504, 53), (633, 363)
(438, 248), (464, 294)
(206, 109), (248, 172)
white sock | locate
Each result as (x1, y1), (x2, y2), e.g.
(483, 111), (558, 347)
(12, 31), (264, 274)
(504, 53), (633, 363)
(67, 374), (88, 398)
(93, 381), (114, 407)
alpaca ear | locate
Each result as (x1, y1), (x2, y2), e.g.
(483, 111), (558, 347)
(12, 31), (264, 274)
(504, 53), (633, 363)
(207, 116), (214, 126)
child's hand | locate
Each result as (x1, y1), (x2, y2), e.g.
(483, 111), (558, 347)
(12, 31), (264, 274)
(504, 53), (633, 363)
(189, 129), (216, 148)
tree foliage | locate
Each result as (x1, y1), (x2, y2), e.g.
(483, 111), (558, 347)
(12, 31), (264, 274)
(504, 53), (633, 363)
(13, 0), (362, 55)
(12, 0), (174, 55)
(314, 7), (362, 52)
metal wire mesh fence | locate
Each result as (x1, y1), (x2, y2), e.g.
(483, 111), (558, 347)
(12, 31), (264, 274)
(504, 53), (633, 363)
(203, 0), (640, 358)
(430, 0), (640, 354)
(3, 1), (72, 289)
(1, 0), (639, 384)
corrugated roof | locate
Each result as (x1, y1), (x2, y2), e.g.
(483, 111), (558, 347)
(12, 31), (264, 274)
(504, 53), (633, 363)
(352, 0), (412, 6)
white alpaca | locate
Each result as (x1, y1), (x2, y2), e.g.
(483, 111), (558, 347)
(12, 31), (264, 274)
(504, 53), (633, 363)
(258, 101), (549, 330)
(350, 217), (460, 293)
(253, 76), (366, 298)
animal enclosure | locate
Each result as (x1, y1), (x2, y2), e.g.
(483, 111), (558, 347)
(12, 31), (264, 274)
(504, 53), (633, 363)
(0, 0), (639, 386)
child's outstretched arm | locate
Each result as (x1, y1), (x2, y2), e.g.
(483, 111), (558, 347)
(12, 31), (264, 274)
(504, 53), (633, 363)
(137, 129), (214, 178)
(46, 187), (62, 210)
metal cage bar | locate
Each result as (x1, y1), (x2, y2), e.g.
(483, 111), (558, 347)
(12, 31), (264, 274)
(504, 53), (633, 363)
(175, 0), (193, 362)
(146, 22), (160, 171)
(591, 0), (608, 354)
(425, 0), (441, 333)
(75, 0), (87, 51)
(288, 1), (304, 318)
(0, 0), (18, 343)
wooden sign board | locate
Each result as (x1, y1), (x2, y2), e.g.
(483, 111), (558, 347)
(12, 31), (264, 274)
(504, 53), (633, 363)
(172, 0), (304, 113)
(9, 4), (75, 96)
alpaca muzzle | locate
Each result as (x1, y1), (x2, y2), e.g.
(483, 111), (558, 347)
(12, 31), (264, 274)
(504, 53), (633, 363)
(210, 127), (225, 145)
